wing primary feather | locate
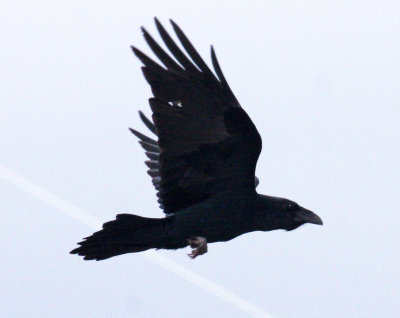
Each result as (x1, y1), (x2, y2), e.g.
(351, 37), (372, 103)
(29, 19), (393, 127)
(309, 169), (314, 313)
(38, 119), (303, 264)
(169, 19), (217, 80)
(210, 45), (237, 101)
(146, 151), (160, 160)
(139, 141), (159, 152)
(131, 46), (163, 70)
(152, 176), (161, 184)
(145, 160), (160, 169)
(210, 46), (228, 87)
(128, 128), (157, 145)
(154, 18), (199, 72)
(141, 26), (182, 72)
(139, 111), (157, 135)
(147, 169), (159, 177)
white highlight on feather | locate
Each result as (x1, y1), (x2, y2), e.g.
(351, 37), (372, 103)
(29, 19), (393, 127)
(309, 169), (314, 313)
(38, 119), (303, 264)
(0, 163), (274, 318)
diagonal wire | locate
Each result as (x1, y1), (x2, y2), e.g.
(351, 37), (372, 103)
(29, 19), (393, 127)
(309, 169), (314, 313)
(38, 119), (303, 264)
(0, 163), (275, 318)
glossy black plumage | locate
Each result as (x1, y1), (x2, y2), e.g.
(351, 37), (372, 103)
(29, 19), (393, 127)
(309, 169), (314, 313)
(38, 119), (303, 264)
(71, 19), (322, 261)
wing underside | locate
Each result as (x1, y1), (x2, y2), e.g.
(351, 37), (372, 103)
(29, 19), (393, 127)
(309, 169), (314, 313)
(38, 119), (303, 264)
(130, 19), (262, 214)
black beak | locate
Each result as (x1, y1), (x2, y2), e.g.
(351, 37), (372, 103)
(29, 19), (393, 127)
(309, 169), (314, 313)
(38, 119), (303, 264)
(295, 207), (323, 225)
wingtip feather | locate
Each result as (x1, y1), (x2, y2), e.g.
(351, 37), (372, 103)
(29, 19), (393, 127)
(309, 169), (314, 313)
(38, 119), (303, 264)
(139, 111), (157, 135)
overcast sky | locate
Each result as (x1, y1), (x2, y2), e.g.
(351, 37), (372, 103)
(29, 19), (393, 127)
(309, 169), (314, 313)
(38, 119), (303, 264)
(1, 1), (399, 317)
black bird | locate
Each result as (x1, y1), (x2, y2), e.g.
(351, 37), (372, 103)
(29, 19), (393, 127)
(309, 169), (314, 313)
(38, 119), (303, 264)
(71, 18), (322, 261)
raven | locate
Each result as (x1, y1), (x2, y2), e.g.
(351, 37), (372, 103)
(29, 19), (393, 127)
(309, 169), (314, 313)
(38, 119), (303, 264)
(71, 18), (322, 261)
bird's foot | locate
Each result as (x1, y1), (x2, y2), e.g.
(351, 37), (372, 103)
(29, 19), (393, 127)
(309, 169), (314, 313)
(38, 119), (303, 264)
(186, 236), (208, 259)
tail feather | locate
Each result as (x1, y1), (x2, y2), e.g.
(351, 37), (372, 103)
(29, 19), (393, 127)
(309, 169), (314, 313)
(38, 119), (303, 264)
(70, 214), (166, 261)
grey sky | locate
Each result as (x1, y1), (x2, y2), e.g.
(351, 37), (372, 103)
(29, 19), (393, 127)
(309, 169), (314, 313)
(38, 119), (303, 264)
(1, 1), (399, 317)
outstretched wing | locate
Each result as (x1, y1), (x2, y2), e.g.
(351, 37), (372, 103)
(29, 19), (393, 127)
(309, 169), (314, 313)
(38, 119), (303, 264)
(130, 18), (262, 215)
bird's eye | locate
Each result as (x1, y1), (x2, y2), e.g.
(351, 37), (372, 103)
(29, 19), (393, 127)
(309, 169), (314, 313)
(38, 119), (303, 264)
(287, 203), (298, 211)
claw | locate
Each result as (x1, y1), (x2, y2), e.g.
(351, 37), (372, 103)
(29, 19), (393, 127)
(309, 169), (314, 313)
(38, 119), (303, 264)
(186, 236), (208, 259)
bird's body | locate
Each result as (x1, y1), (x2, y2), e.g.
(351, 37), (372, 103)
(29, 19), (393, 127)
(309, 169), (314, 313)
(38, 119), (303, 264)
(71, 18), (322, 261)
(164, 191), (262, 247)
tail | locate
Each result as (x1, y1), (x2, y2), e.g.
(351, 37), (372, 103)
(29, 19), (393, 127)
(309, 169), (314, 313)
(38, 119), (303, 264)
(70, 214), (168, 261)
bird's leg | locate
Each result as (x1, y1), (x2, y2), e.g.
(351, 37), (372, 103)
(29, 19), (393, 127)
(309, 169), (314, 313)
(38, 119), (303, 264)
(186, 236), (208, 259)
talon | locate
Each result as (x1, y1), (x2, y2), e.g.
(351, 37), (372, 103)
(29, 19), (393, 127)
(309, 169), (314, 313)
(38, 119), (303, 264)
(186, 236), (208, 259)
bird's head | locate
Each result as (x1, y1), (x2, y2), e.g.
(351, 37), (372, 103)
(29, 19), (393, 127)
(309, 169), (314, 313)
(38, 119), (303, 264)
(257, 195), (323, 231)
(282, 200), (323, 231)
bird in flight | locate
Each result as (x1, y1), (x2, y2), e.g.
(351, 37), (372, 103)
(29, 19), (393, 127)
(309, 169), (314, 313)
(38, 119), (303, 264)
(71, 18), (322, 261)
